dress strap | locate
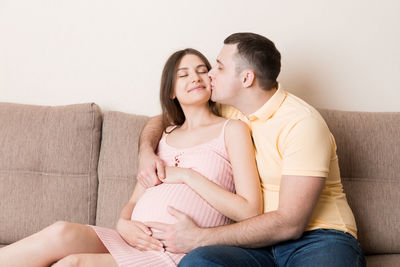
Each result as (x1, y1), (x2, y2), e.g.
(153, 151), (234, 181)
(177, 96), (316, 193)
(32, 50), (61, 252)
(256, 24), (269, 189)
(220, 119), (231, 138)
(161, 125), (178, 144)
(165, 125), (178, 135)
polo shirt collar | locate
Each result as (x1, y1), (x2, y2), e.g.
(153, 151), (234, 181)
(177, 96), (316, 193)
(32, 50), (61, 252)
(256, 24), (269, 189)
(248, 84), (287, 121)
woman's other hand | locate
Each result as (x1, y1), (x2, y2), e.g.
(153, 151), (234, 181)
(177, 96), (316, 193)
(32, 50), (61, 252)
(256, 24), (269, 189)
(116, 218), (164, 251)
(162, 166), (193, 184)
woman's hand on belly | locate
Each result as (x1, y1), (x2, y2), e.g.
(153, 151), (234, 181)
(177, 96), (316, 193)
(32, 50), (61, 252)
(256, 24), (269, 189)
(162, 166), (191, 184)
(116, 218), (165, 251)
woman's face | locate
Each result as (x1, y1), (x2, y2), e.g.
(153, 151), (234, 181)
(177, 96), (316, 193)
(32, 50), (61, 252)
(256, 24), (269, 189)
(172, 54), (211, 106)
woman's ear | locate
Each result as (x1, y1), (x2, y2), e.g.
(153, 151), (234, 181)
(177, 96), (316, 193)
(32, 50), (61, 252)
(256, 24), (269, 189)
(241, 70), (255, 88)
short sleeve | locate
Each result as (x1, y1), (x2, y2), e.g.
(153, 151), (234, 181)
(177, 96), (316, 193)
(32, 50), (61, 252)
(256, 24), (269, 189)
(280, 116), (333, 178)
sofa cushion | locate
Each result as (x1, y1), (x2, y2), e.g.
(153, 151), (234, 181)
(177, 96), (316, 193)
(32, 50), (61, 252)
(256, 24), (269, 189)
(319, 109), (400, 255)
(95, 111), (149, 228)
(366, 254), (400, 267)
(0, 102), (102, 244)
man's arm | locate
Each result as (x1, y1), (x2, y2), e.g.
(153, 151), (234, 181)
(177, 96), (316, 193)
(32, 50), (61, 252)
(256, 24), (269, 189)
(137, 115), (165, 187)
(147, 174), (325, 253)
(199, 175), (325, 248)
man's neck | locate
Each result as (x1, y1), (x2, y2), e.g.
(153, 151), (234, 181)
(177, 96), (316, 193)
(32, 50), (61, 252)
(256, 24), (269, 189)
(232, 87), (277, 116)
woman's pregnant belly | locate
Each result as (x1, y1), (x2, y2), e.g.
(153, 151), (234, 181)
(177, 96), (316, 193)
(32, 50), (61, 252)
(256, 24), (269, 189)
(131, 183), (231, 228)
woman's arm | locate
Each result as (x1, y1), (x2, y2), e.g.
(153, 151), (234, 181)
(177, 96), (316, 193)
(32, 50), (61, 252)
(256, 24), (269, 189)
(116, 183), (164, 251)
(118, 183), (146, 220)
(163, 120), (262, 222)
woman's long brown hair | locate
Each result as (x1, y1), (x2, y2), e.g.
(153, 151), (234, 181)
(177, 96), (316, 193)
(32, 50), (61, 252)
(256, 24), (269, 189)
(160, 48), (219, 132)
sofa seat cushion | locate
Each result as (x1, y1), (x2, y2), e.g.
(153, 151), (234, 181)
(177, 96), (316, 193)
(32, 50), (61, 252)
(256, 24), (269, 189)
(366, 254), (400, 267)
(0, 102), (102, 244)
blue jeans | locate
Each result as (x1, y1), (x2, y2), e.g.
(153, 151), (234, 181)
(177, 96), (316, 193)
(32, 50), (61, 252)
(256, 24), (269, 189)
(178, 229), (366, 267)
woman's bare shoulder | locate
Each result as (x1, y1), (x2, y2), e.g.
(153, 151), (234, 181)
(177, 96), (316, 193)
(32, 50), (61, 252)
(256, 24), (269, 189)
(224, 119), (251, 147)
(225, 119), (249, 133)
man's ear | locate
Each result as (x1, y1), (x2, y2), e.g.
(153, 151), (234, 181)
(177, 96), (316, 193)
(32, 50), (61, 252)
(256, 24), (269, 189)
(241, 70), (255, 88)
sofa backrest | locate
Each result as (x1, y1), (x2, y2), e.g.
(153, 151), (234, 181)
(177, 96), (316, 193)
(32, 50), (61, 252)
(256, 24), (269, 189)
(2, 102), (397, 257)
(95, 109), (400, 257)
(95, 111), (149, 228)
(319, 109), (400, 255)
(0, 102), (102, 244)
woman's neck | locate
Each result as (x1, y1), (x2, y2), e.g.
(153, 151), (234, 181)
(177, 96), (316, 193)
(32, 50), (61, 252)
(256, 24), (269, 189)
(180, 104), (217, 130)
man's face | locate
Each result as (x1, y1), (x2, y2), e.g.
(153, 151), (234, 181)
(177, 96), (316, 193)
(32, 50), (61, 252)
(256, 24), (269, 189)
(208, 44), (241, 105)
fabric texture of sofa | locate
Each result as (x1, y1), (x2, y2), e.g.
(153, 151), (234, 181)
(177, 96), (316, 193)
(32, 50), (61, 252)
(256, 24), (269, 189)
(0, 102), (398, 266)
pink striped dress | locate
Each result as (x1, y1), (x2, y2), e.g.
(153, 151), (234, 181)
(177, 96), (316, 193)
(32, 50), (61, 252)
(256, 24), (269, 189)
(91, 120), (234, 266)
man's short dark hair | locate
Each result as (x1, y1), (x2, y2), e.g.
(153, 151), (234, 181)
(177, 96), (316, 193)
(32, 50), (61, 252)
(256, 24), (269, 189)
(224, 32), (281, 91)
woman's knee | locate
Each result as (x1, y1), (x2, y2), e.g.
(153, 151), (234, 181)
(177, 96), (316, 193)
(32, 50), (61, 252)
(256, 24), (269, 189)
(52, 254), (81, 267)
(43, 221), (79, 245)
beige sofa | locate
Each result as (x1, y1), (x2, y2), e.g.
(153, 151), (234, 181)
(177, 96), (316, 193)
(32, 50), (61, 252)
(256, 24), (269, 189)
(0, 102), (398, 266)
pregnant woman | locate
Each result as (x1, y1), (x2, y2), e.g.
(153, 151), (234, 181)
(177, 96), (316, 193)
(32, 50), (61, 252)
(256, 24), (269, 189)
(0, 48), (261, 267)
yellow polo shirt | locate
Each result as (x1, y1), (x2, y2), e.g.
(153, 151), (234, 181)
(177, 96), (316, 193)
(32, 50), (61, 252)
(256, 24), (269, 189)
(221, 85), (357, 238)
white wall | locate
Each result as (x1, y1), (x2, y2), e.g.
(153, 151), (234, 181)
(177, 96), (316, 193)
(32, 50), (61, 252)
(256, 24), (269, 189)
(1, 0), (399, 116)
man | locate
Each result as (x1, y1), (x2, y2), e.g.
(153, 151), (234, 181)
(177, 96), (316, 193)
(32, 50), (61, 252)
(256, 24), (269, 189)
(137, 32), (365, 266)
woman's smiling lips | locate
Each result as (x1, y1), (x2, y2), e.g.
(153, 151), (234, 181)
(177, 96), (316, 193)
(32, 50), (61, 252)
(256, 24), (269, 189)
(187, 85), (206, 92)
